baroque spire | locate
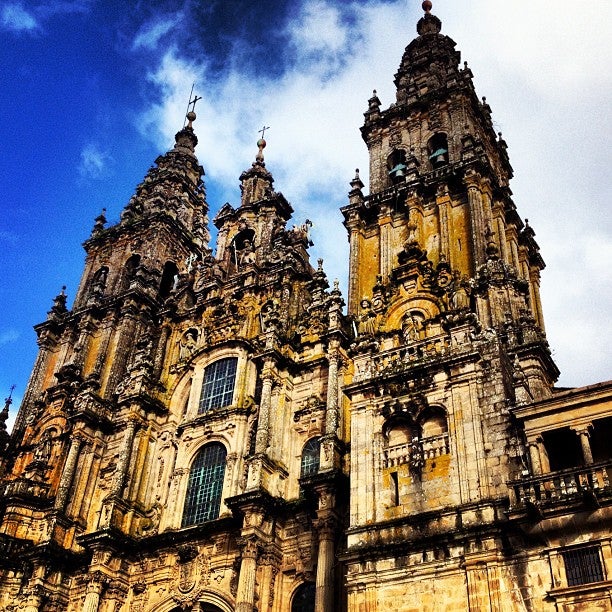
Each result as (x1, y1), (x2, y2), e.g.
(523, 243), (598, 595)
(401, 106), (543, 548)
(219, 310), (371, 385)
(116, 100), (210, 248)
(239, 128), (275, 207)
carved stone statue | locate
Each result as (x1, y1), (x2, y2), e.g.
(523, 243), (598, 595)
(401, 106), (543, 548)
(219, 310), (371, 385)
(179, 329), (198, 360)
(402, 312), (423, 343)
(33, 430), (53, 463)
(358, 299), (376, 336)
(450, 276), (470, 310)
(239, 239), (256, 265)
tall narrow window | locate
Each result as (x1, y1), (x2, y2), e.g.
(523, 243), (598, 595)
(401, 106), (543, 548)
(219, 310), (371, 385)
(159, 261), (178, 300)
(300, 437), (321, 478)
(562, 546), (604, 586)
(182, 443), (227, 527)
(122, 254), (141, 290)
(390, 471), (400, 506)
(428, 133), (449, 168)
(387, 149), (407, 184)
(199, 358), (238, 413)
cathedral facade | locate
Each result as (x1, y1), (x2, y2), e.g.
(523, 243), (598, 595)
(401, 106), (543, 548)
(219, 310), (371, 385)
(1, 4), (611, 611)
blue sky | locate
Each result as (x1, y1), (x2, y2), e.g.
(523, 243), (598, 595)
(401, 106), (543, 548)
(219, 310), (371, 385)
(1, 0), (611, 427)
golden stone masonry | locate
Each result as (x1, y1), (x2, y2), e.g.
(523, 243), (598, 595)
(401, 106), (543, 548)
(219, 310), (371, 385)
(1, 3), (610, 611)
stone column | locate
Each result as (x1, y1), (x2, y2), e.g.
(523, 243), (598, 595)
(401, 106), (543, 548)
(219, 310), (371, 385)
(493, 202), (508, 264)
(110, 417), (139, 497)
(235, 538), (260, 612)
(325, 346), (340, 437)
(320, 345), (340, 472)
(536, 437), (550, 473)
(92, 313), (116, 379)
(573, 425), (594, 465)
(54, 433), (84, 511)
(436, 183), (451, 263)
(378, 204), (392, 282)
(345, 215), (362, 317)
(71, 317), (95, 370)
(529, 268), (546, 332)
(527, 440), (542, 476)
(314, 516), (337, 612)
(105, 307), (138, 394)
(82, 574), (106, 612)
(254, 362), (274, 454)
(464, 171), (486, 271)
(21, 585), (44, 612)
(152, 326), (171, 380)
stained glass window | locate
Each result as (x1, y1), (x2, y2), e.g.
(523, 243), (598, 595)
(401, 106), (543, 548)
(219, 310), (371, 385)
(182, 443), (227, 527)
(199, 357), (238, 413)
(300, 437), (321, 478)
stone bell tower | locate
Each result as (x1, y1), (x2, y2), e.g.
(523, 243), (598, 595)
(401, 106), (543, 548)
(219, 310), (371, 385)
(342, 0), (557, 396)
(341, 3), (560, 609)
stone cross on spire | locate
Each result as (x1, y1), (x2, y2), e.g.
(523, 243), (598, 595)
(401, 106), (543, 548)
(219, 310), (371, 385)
(184, 84), (202, 129)
(256, 126), (270, 164)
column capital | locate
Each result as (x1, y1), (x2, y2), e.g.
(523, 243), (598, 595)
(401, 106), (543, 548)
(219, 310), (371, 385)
(314, 514), (339, 540)
(237, 535), (263, 561)
(570, 423), (593, 437)
(463, 168), (482, 189)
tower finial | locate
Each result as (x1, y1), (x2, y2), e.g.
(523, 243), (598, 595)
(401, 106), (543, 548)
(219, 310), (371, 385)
(256, 126), (270, 164)
(184, 83), (202, 129)
(4, 385), (15, 410)
(417, 0), (441, 35)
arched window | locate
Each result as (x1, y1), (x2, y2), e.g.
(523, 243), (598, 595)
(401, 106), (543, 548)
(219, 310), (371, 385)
(199, 357), (238, 413)
(122, 254), (141, 290)
(421, 412), (448, 438)
(300, 437), (321, 478)
(291, 582), (316, 612)
(428, 133), (449, 168)
(182, 443), (227, 527)
(159, 261), (178, 300)
(387, 149), (407, 184)
(387, 423), (415, 447)
(383, 420), (417, 468)
(90, 266), (108, 295)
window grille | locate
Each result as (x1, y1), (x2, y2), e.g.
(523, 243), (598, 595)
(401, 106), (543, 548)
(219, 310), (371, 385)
(300, 437), (321, 478)
(198, 357), (238, 413)
(562, 546), (604, 586)
(182, 443), (227, 527)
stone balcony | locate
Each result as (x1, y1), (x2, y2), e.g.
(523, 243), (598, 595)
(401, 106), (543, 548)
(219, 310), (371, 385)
(508, 460), (612, 515)
(353, 336), (461, 383)
(383, 433), (450, 468)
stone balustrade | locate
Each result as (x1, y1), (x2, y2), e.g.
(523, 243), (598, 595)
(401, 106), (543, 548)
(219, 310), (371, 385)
(383, 433), (450, 468)
(353, 337), (457, 382)
(422, 433), (450, 459)
(509, 461), (612, 510)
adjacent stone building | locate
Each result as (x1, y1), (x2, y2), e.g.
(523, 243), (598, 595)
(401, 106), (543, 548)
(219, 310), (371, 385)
(1, 3), (610, 611)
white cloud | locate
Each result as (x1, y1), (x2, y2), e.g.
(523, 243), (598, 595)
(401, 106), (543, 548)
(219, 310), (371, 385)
(286, 0), (350, 75)
(79, 143), (113, 179)
(137, 0), (612, 388)
(1, 3), (39, 31)
(0, 329), (20, 346)
(133, 14), (182, 51)
(1, 0), (92, 33)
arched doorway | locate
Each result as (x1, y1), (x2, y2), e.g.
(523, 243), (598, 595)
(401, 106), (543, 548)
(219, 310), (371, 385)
(291, 582), (316, 612)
